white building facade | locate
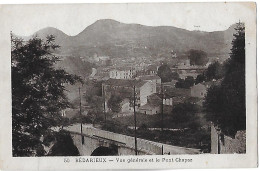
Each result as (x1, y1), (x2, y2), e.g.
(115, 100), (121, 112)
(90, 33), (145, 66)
(109, 67), (135, 79)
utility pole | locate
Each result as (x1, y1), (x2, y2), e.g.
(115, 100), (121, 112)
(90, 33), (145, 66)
(103, 84), (106, 130)
(217, 127), (221, 154)
(133, 85), (138, 155)
(162, 145), (164, 155)
(161, 83), (164, 131)
(79, 87), (84, 144)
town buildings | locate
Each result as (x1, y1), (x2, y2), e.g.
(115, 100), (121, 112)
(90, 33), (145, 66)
(146, 65), (158, 76)
(139, 93), (161, 115)
(190, 83), (207, 98)
(109, 67), (135, 79)
(137, 75), (161, 85)
(91, 67), (110, 80)
(171, 64), (206, 79)
(85, 54), (111, 66)
(163, 88), (191, 106)
(139, 104), (161, 115)
(120, 99), (134, 113)
(94, 56), (111, 65)
(102, 78), (157, 113)
(190, 82), (212, 98)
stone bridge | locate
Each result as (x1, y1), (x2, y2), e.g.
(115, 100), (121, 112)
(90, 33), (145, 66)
(64, 124), (201, 156)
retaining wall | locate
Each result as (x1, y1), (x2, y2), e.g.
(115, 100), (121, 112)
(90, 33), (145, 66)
(211, 124), (246, 154)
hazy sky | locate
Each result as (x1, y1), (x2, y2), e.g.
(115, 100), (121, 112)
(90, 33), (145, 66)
(2, 2), (254, 36)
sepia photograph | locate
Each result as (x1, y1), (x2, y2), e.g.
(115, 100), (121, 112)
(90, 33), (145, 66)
(0, 1), (257, 170)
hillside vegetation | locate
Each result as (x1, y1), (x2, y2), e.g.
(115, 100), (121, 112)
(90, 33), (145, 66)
(27, 19), (236, 59)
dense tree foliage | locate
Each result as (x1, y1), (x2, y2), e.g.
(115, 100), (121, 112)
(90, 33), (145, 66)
(85, 80), (103, 101)
(188, 49), (208, 66)
(175, 76), (195, 89)
(171, 71), (180, 80)
(107, 94), (123, 113)
(57, 56), (94, 79)
(195, 74), (206, 84)
(205, 61), (225, 81)
(204, 22), (245, 136)
(12, 35), (80, 156)
(195, 61), (226, 85)
(47, 131), (80, 156)
(171, 102), (201, 130)
(157, 64), (180, 82)
(157, 64), (173, 82)
(86, 95), (104, 125)
(172, 103), (198, 123)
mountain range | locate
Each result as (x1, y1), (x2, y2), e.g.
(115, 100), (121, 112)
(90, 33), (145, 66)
(14, 19), (238, 101)
(24, 19), (236, 59)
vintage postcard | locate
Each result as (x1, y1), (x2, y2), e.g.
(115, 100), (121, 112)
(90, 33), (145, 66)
(0, 2), (257, 170)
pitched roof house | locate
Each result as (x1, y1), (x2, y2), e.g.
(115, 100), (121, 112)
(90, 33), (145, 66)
(190, 83), (207, 98)
(138, 75), (161, 85)
(102, 78), (156, 108)
(139, 103), (161, 115)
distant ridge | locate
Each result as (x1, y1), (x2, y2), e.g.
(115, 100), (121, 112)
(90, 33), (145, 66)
(17, 19), (237, 58)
